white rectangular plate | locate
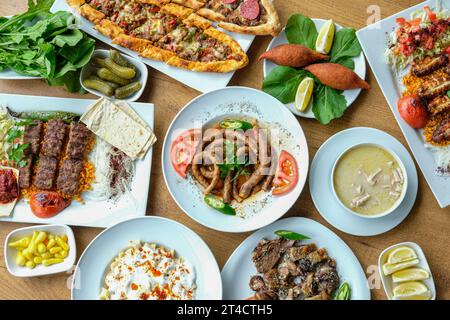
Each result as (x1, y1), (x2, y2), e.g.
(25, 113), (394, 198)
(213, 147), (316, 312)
(50, 0), (255, 93)
(0, 93), (154, 228)
(356, 0), (450, 208)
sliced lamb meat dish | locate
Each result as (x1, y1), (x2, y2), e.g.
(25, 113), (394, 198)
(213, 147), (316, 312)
(315, 264), (340, 295)
(66, 122), (92, 159)
(251, 238), (295, 273)
(23, 120), (42, 155)
(33, 156), (58, 190)
(17, 156), (33, 189)
(56, 159), (83, 196)
(289, 243), (317, 261)
(41, 119), (67, 158)
(249, 237), (340, 300)
(249, 275), (266, 291)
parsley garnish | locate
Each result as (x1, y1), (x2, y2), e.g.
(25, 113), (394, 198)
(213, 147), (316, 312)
(8, 143), (29, 168)
(6, 127), (24, 143)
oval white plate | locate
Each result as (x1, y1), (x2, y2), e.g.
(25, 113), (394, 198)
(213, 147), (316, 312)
(80, 49), (148, 102)
(378, 242), (436, 300)
(221, 217), (371, 300)
(309, 127), (418, 236)
(4, 224), (76, 277)
(162, 86), (309, 233)
(263, 20), (366, 118)
(71, 216), (222, 300)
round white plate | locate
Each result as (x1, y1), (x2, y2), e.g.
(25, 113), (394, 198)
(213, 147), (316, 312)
(263, 20), (366, 118)
(71, 216), (222, 300)
(221, 217), (371, 300)
(309, 127), (418, 236)
(162, 86), (309, 233)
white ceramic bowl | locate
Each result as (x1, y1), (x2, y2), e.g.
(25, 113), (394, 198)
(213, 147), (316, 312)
(331, 142), (408, 219)
(378, 242), (436, 300)
(4, 224), (76, 277)
(80, 49), (147, 102)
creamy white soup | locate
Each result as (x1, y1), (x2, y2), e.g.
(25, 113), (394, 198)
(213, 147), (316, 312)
(333, 145), (405, 216)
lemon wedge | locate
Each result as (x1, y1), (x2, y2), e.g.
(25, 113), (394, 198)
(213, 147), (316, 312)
(392, 267), (430, 283)
(382, 258), (419, 276)
(315, 19), (335, 54)
(295, 77), (314, 112)
(392, 281), (431, 300)
(387, 246), (417, 264)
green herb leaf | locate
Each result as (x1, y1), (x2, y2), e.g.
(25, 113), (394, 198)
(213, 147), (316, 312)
(312, 85), (347, 125)
(330, 28), (361, 65)
(262, 66), (308, 104)
(275, 230), (311, 240)
(447, 90), (450, 98)
(6, 127), (24, 143)
(285, 14), (318, 49)
(8, 143), (30, 167)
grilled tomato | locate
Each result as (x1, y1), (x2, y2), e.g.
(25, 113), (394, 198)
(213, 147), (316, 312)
(171, 129), (201, 179)
(273, 150), (299, 196)
(30, 192), (70, 218)
(397, 95), (428, 129)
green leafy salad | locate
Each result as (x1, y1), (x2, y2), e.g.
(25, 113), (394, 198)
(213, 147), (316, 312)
(0, 0), (95, 92)
(262, 14), (362, 124)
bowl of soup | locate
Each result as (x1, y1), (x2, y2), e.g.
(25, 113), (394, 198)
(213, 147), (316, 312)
(331, 143), (408, 219)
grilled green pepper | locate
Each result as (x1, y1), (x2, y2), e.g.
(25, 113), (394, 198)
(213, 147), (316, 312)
(336, 282), (351, 300)
(219, 119), (253, 131)
(274, 230), (311, 241)
(204, 195), (236, 216)
(9, 110), (80, 123)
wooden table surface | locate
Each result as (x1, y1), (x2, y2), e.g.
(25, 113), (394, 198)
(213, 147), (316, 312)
(1, 0), (449, 300)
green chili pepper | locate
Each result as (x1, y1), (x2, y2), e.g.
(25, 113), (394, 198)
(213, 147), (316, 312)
(8, 110), (80, 123)
(204, 195), (236, 216)
(274, 230), (311, 240)
(336, 282), (351, 300)
(219, 119), (253, 131)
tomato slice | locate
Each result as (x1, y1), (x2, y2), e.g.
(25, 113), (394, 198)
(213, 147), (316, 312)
(30, 192), (70, 219)
(396, 17), (406, 25)
(424, 6), (437, 22)
(272, 150), (299, 196)
(170, 129), (201, 179)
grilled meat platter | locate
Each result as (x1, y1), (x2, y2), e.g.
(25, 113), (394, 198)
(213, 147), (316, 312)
(248, 237), (340, 300)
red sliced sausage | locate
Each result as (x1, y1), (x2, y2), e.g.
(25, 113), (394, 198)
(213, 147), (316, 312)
(240, 0), (260, 20)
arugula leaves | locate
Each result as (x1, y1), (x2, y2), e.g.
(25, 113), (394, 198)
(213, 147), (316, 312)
(262, 15), (363, 124)
(262, 67), (309, 104)
(312, 85), (347, 125)
(0, 0), (95, 92)
(286, 14), (318, 49)
(330, 28), (361, 70)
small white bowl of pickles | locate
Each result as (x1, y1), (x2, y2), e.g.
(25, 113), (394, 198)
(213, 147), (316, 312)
(4, 224), (76, 277)
(81, 49), (147, 102)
